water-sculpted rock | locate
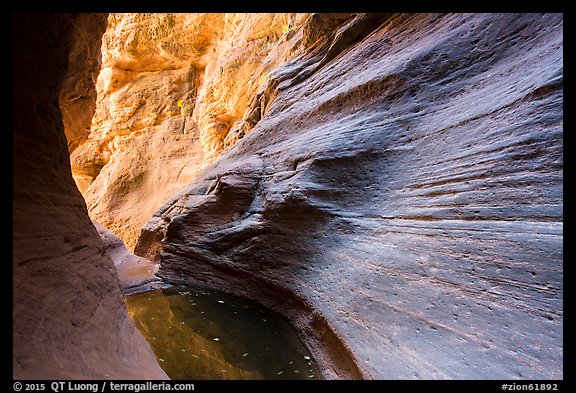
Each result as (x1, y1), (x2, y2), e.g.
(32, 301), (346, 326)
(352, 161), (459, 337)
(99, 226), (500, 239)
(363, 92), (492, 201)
(71, 13), (307, 250)
(13, 14), (167, 379)
(136, 13), (563, 379)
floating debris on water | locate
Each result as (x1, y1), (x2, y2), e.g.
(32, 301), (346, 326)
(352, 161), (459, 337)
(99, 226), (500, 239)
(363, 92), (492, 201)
(125, 285), (319, 380)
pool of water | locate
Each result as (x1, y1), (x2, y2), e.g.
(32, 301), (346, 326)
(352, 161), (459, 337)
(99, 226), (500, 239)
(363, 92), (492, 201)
(124, 285), (319, 380)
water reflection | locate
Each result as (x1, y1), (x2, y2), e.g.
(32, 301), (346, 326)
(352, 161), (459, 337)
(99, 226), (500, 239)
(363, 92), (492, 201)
(125, 285), (319, 380)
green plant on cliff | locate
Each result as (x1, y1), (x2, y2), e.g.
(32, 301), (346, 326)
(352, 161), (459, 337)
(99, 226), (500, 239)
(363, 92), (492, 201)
(177, 99), (191, 116)
(282, 23), (294, 34)
(258, 72), (270, 88)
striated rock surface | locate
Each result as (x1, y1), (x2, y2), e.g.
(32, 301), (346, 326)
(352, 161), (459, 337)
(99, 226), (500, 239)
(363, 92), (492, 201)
(58, 14), (106, 154)
(72, 13), (308, 250)
(13, 13), (167, 379)
(137, 13), (563, 379)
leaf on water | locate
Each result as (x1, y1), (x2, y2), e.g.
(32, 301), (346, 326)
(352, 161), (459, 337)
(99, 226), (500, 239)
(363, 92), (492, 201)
(262, 318), (267, 322)
(213, 338), (219, 341)
(294, 370), (300, 374)
(181, 348), (186, 352)
(159, 358), (165, 362)
(304, 356), (310, 360)
(277, 371), (284, 375)
(218, 300), (224, 304)
(242, 353), (249, 357)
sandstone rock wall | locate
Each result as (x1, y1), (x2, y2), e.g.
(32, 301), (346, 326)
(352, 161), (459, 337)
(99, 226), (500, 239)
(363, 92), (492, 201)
(93, 220), (161, 292)
(137, 13), (563, 379)
(59, 14), (106, 154)
(13, 13), (167, 379)
(71, 13), (309, 250)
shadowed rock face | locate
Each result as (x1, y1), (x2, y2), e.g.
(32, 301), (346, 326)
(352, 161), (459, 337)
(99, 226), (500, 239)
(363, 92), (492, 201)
(137, 13), (563, 379)
(93, 220), (161, 292)
(13, 14), (167, 379)
(59, 15), (106, 154)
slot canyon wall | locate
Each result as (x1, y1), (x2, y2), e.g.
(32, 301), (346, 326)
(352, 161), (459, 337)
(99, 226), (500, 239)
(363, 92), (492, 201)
(70, 13), (308, 250)
(13, 14), (167, 379)
(15, 12), (562, 380)
(132, 13), (563, 379)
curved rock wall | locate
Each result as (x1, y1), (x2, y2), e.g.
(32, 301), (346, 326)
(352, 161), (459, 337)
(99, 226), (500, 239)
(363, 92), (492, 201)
(71, 13), (308, 250)
(13, 13), (166, 379)
(137, 13), (563, 379)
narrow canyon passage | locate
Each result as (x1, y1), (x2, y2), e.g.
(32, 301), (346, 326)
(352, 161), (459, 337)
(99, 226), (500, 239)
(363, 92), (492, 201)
(14, 12), (562, 380)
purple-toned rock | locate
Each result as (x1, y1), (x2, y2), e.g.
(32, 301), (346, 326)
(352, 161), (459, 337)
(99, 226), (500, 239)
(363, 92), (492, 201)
(13, 14), (167, 379)
(137, 13), (563, 379)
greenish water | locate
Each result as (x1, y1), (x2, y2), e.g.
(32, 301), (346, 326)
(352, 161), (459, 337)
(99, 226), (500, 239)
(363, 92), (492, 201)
(125, 285), (319, 380)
